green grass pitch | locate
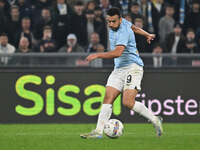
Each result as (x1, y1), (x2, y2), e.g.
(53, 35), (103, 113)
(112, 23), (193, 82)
(0, 123), (200, 150)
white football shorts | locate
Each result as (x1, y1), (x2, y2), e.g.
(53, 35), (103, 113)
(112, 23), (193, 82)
(106, 63), (143, 92)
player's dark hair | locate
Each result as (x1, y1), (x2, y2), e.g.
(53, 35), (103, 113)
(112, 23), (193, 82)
(107, 7), (122, 18)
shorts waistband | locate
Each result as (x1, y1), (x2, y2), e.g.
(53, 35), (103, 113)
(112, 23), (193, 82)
(115, 63), (143, 70)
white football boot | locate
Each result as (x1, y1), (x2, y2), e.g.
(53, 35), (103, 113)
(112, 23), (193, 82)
(80, 130), (103, 139)
(153, 116), (163, 137)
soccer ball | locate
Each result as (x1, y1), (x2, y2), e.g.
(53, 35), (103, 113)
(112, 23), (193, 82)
(104, 119), (124, 139)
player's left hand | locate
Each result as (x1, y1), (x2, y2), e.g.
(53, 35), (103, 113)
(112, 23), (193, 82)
(85, 54), (98, 62)
(147, 34), (155, 44)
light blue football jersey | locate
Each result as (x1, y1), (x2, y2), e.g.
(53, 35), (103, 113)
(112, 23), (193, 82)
(109, 18), (144, 68)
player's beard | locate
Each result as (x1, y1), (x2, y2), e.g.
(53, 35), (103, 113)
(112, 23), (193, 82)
(110, 22), (120, 31)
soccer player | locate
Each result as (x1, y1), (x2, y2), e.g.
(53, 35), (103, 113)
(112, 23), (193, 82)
(80, 7), (163, 139)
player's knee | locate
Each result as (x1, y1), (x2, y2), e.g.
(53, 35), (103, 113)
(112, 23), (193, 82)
(122, 100), (128, 107)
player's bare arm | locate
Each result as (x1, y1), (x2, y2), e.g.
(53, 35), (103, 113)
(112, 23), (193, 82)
(85, 45), (125, 62)
(131, 25), (155, 44)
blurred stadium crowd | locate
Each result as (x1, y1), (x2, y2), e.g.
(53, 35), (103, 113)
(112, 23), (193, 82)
(0, 0), (200, 59)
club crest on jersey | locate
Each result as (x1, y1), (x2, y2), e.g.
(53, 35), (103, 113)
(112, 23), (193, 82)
(136, 50), (139, 55)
